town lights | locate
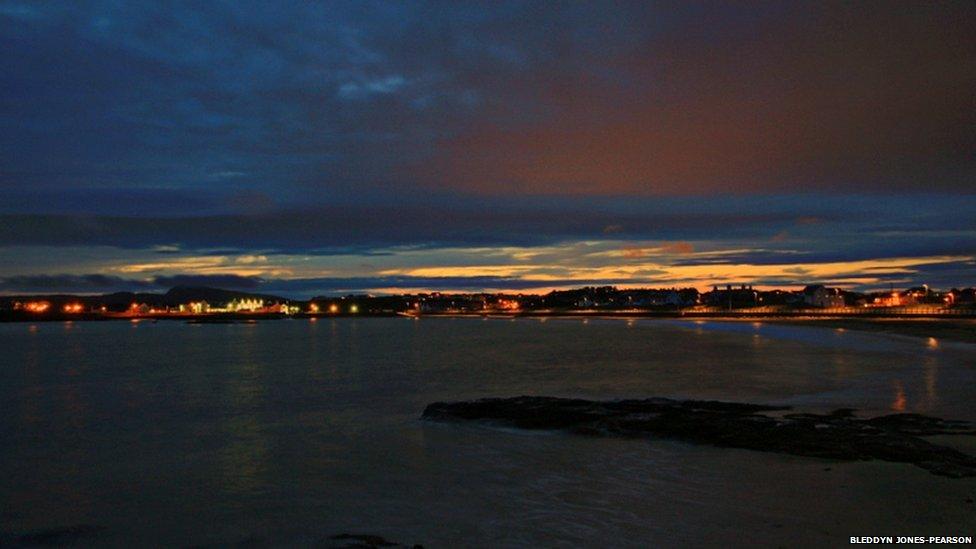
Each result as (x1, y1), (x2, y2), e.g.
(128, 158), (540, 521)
(309, 303), (319, 313)
(329, 303), (339, 313)
(350, 304), (359, 313)
(62, 303), (84, 313)
(495, 299), (520, 310)
(25, 301), (51, 313)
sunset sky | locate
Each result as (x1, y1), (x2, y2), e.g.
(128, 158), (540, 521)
(1, 1), (974, 297)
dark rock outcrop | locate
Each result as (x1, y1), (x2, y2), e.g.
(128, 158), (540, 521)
(328, 533), (423, 548)
(422, 396), (976, 478)
(12, 524), (106, 547)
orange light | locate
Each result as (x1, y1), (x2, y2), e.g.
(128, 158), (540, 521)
(25, 301), (51, 313)
(63, 303), (83, 313)
(309, 303), (319, 313)
(329, 303), (339, 313)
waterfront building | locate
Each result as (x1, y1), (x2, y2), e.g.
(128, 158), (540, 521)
(802, 285), (845, 308)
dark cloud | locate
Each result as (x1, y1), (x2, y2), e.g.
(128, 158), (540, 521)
(151, 274), (262, 289)
(0, 273), (261, 292)
(1, 2), (973, 202)
(261, 276), (661, 295)
(0, 2), (974, 291)
(411, 2), (976, 195)
(0, 273), (662, 296)
(0, 274), (153, 292)
(1, 194), (973, 260)
(746, 259), (976, 290)
(0, 207), (804, 250)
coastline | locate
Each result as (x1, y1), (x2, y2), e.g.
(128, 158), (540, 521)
(3, 309), (974, 343)
(751, 317), (976, 344)
(411, 312), (976, 343)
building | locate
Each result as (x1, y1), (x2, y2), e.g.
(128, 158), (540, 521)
(703, 284), (759, 309)
(802, 285), (845, 308)
(179, 301), (210, 314)
(226, 298), (263, 312)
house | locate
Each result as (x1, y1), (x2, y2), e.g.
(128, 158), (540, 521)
(802, 285), (845, 308)
(703, 284), (759, 309)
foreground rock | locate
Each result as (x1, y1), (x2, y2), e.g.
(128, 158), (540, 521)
(422, 396), (976, 478)
(8, 524), (106, 547)
(328, 533), (423, 548)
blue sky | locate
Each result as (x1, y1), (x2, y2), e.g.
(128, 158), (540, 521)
(1, 1), (974, 296)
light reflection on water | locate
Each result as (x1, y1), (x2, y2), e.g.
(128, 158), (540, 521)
(219, 323), (270, 497)
(891, 381), (907, 412)
(1, 318), (974, 546)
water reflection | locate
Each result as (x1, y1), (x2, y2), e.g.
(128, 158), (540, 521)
(219, 326), (270, 496)
(1, 318), (974, 546)
(891, 382), (907, 412)
(923, 356), (940, 409)
(829, 353), (852, 384)
(19, 329), (42, 427)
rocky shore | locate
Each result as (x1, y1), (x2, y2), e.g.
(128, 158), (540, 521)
(422, 396), (976, 478)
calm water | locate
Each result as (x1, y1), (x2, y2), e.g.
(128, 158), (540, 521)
(1, 318), (974, 547)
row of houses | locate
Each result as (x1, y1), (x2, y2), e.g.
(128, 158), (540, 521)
(6, 284), (975, 316)
(401, 284), (976, 313)
(701, 284), (973, 309)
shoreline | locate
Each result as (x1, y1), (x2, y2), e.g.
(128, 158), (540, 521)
(413, 312), (976, 343)
(3, 310), (974, 343)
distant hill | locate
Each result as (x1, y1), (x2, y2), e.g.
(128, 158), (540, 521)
(162, 286), (290, 305)
(0, 286), (292, 311)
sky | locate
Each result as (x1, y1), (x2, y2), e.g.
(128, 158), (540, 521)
(1, 1), (974, 297)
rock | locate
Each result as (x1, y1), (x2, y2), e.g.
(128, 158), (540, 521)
(422, 396), (976, 478)
(328, 533), (423, 548)
(15, 524), (106, 546)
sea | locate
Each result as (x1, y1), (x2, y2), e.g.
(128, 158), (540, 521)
(1, 317), (974, 547)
